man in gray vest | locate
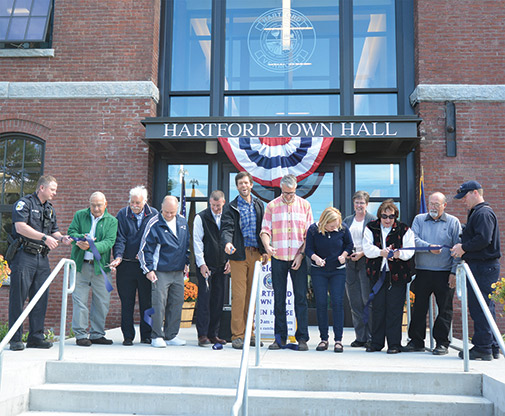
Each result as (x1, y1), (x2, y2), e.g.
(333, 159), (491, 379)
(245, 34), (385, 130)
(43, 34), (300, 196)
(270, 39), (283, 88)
(193, 190), (230, 346)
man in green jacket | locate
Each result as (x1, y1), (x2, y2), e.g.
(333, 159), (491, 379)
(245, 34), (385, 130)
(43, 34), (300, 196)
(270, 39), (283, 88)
(68, 192), (118, 346)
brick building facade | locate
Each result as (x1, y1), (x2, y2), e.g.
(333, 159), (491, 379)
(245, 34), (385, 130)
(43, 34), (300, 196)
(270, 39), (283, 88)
(0, 0), (503, 341)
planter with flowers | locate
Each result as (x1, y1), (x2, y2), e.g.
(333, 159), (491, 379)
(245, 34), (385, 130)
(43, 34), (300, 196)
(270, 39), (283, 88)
(0, 255), (10, 288)
(181, 278), (198, 328)
(402, 290), (415, 331)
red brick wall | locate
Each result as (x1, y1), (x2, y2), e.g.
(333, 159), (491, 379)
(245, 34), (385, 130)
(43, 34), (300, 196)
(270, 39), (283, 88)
(414, 0), (505, 337)
(414, 0), (505, 84)
(0, 0), (160, 337)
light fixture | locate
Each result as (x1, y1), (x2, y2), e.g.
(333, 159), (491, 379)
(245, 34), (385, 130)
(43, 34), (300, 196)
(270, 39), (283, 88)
(343, 140), (356, 154)
(206, 140), (218, 154)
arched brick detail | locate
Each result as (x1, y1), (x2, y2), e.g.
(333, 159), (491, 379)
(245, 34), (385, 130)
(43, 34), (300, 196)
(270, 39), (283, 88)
(0, 117), (51, 140)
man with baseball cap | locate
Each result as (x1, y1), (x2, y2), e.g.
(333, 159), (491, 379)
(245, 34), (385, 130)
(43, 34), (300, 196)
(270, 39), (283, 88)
(451, 180), (501, 360)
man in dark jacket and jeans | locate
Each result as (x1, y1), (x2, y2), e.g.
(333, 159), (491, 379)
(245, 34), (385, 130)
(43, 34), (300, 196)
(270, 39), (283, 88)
(451, 180), (501, 361)
(139, 195), (190, 348)
(221, 172), (268, 349)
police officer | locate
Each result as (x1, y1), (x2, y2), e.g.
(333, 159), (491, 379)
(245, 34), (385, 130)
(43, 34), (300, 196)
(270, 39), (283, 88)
(8, 175), (72, 351)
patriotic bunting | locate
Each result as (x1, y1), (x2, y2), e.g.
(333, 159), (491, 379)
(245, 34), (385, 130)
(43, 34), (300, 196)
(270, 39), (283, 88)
(218, 137), (333, 187)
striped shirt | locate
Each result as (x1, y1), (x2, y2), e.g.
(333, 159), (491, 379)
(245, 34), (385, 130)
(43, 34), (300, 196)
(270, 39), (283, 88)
(261, 195), (313, 261)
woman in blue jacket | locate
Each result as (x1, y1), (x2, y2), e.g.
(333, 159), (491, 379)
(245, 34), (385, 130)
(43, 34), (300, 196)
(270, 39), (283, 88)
(306, 207), (353, 353)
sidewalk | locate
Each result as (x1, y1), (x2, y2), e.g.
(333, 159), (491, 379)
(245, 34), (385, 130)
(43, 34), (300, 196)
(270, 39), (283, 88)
(2, 326), (505, 413)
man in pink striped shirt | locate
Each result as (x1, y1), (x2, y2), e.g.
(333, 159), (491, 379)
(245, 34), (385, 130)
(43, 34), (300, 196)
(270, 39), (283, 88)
(261, 174), (313, 351)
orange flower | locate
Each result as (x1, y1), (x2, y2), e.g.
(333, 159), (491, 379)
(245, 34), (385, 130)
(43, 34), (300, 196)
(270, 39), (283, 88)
(0, 254), (10, 288)
(184, 280), (198, 302)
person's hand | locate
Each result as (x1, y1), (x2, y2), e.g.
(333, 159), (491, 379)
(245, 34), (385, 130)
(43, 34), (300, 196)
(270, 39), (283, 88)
(261, 253), (269, 265)
(109, 257), (122, 271)
(146, 271), (157, 282)
(76, 240), (90, 251)
(451, 243), (465, 258)
(184, 264), (189, 274)
(392, 249), (400, 259)
(224, 261), (231, 274)
(225, 243), (236, 255)
(429, 244), (442, 254)
(60, 235), (73, 246)
(380, 247), (391, 258)
(264, 244), (276, 257)
(448, 273), (456, 289)
(312, 255), (325, 267)
(43, 235), (59, 250)
(200, 264), (210, 278)
(350, 251), (364, 261)
(338, 254), (346, 264)
(291, 253), (303, 270)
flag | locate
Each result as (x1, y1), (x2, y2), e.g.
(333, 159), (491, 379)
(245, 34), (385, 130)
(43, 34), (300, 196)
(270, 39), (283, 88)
(180, 174), (186, 217)
(419, 167), (427, 214)
(218, 136), (333, 187)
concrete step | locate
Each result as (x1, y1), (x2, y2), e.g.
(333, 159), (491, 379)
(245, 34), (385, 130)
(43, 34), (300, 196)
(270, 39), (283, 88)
(45, 361), (484, 396)
(28, 383), (494, 416)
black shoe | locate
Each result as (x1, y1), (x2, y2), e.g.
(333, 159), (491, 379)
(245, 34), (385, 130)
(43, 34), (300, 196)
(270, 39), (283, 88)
(387, 346), (401, 354)
(90, 337), (113, 345)
(401, 342), (425, 352)
(364, 340), (372, 349)
(458, 348), (493, 361)
(9, 341), (25, 351)
(350, 340), (366, 348)
(492, 347), (501, 359)
(26, 339), (53, 349)
(122, 338), (133, 346)
(76, 338), (92, 347)
(432, 345), (448, 356)
(141, 338), (152, 344)
(209, 336), (227, 345)
(366, 345), (382, 352)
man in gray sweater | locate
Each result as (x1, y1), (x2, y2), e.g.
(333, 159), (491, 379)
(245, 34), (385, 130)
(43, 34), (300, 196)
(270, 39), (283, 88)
(403, 192), (461, 355)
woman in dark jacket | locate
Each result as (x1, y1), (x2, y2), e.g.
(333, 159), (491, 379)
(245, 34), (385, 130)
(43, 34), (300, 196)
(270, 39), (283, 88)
(363, 199), (415, 354)
(306, 207), (353, 353)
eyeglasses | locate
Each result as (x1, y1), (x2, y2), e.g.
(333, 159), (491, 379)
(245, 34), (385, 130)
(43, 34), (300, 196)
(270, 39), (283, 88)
(381, 214), (395, 220)
(354, 201), (366, 205)
(428, 202), (443, 208)
(282, 191), (296, 196)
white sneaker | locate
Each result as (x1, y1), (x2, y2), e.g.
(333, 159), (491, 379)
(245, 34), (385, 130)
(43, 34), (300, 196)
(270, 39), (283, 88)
(165, 336), (186, 346)
(151, 337), (166, 348)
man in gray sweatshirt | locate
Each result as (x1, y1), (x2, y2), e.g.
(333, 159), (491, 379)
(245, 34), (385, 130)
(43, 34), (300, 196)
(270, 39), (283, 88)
(403, 192), (461, 355)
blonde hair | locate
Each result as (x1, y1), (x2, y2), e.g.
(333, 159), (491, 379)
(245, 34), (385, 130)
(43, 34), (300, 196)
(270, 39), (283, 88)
(318, 207), (342, 235)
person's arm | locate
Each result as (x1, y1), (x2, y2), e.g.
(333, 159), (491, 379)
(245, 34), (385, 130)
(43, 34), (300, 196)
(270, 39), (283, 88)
(411, 215), (430, 248)
(193, 215), (206, 268)
(363, 227), (381, 259)
(220, 205), (235, 254)
(461, 210), (496, 253)
(398, 228), (416, 260)
(112, 210), (127, 260)
(138, 217), (157, 274)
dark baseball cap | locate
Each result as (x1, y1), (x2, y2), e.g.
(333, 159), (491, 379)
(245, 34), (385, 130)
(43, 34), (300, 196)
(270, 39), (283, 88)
(454, 180), (482, 199)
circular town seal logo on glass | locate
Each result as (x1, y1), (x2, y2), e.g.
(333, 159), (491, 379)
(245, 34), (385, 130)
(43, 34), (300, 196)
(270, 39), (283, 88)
(248, 8), (316, 73)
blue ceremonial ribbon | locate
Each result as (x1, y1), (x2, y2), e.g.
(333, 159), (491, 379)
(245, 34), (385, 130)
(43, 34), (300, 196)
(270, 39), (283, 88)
(274, 334), (299, 350)
(144, 307), (155, 326)
(362, 244), (454, 324)
(71, 235), (113, 293)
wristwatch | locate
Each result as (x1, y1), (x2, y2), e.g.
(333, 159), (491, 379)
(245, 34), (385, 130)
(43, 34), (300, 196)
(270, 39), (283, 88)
(41, 235), (47, 242)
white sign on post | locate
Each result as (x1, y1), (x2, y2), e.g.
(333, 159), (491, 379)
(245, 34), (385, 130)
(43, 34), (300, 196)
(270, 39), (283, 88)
(256, 261), (296, 340)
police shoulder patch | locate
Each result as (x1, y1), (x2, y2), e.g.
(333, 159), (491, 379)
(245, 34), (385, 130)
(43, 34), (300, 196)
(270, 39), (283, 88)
(15, 201), (25, 211)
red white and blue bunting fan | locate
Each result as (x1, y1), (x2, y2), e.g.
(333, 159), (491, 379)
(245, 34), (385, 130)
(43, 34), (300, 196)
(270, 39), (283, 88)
(218, 137), (333, 187)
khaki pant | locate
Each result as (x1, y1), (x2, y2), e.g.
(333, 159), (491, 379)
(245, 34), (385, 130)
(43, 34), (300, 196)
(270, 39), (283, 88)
(229, 248), (261, 340)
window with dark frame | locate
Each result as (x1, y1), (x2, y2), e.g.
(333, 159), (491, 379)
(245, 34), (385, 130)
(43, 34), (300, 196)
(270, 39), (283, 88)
(0, 134), (44, 255)
(0, 0), (53, 49)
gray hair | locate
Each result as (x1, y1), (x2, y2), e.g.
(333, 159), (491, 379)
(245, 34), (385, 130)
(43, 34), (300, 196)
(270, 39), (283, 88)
(353, 190), (370, 204)
(280, 174), (297, 189)
(89, 191), (106, 203)
(129, 185), (148, 202)
(210, 190), (225, 201)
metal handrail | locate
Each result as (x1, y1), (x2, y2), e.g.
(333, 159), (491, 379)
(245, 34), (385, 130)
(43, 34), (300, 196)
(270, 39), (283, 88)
(456, 261), (505, 372)
(231, 261), (262, 416)
(0, 258), (76, 388)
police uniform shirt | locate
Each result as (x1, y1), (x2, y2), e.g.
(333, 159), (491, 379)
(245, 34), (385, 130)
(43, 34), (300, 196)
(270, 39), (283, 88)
(12, 193), (59, 239)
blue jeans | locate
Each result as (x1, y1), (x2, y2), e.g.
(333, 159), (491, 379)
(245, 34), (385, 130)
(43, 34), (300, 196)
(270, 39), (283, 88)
(312, 267), (346, 342)
(271, 256), (309, 342)
(467, 260), (500, 354)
